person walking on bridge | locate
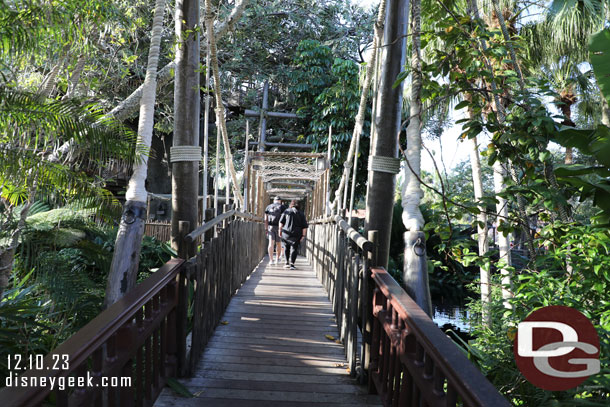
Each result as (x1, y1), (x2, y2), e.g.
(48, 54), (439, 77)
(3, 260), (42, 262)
(265, 196), (286, 265)
(279, 200), (308, 270)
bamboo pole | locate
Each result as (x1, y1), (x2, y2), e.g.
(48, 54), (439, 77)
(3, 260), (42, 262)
(202, 45), (211, 214)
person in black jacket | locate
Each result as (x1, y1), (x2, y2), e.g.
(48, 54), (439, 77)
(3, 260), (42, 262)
(279, 200), (308, 270)
(264, 196), (287, 265)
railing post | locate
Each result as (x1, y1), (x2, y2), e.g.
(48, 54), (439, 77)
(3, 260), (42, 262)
(364, 230), (378, 390)
(176, 221), (190, 377)
(204, 208), (214, 242)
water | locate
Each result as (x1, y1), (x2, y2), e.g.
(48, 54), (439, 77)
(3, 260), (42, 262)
(432, 302), (470, 332)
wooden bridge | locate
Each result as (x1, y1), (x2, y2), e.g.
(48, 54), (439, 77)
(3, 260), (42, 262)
(1, 152), (510, 407)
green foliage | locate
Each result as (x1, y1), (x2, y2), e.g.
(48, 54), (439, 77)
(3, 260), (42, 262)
(0, 273), (61, 382)
(405, 7), (610, 404)
(465, 224), (610, 405)
(289, 39), (371, 198)
(0, 206), (172, 382)
(589, 28), (610, 106)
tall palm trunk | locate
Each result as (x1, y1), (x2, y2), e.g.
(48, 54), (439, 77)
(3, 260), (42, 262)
(559, 92), (576, 164)
(467, 0), (513, 317)
(493, 161), (513, 310)
(62, 54), (86, 100)
(50, 0), (250, 163)
(601, 91), (610, 127)
(468, 134), (493, 319)
(401, 0), (432, 317)
(105, 0), (167, 307)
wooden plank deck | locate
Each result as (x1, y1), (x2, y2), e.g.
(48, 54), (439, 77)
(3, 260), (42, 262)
(155, 256), (381, 406)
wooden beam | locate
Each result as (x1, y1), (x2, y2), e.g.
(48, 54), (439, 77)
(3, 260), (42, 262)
(249, 141), (313, 149)
(245, 109), (298, 119)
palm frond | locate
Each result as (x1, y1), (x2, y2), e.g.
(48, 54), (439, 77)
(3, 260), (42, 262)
(0, 88), (138, 167)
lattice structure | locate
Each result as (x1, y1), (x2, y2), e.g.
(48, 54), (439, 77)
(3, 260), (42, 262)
(250, 152), (326, 183)
(245, 151), (330, 219)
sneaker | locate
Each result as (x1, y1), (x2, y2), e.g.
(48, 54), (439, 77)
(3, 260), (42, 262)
(290, 264), (296, 270)
(270, 259), (276, 265)
(284, 264), (291, 269)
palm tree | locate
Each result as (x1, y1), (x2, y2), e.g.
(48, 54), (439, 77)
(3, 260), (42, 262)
(522, 0), (609, 160)
(104, 0), (168, 307)
(0, 90), (136, 300)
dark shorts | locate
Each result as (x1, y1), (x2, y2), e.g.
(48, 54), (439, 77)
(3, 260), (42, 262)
(267, 225), (280, 242)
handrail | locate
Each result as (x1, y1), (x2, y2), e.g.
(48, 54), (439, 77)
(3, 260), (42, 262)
(334, 215), (372, 252)
(185, 210), (263, 243)
(309, 216), (334, 225)
(370, 267), (510, 406)
(1, 258), (185, 406)
(234, 210), (264, 222)
(185, 210), (236, 242)
(308, 215), (372, 252)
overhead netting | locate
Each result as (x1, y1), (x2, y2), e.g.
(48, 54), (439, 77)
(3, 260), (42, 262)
(250, 151), (327, 200)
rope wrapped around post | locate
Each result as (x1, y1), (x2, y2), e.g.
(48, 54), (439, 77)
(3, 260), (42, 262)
(367, 155), (401, 174)
(170, 146), (202, 162)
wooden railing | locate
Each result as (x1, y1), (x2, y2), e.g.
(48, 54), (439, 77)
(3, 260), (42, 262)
(144, 221), (171, 242)
(1, 210), (266, 406)
(183, 210), (266, 374)
(1, 258), (184, 407)
(306, 215), (373, 379)
(307, 216), (510, 407)
(370, 268), (510, 406)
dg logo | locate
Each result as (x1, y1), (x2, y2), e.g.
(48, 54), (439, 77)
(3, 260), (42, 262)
(514, 305), (600, 391)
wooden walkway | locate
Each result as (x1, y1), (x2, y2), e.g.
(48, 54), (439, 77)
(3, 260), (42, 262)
(155, 256), (381, 406)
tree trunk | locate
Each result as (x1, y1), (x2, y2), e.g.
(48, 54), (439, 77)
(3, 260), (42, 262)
(470, 135), (491, 320)
(171, 0), (200, 258)
(493, 161), (513, 311)
(0, 248), (15, 300)
(62, 54), (86, 100)
(39, 60), (64, 98)
(47, 0), (249, 167)
(601, 91), (610, 127)
(560, 100), (575, 164)
(364, 0), (409, 270)
(0, 199), (33, 300)
(105, 0), (167, 307)
(400, 0), (431, 316)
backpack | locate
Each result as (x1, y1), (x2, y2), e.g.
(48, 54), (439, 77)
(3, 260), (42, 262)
(265, 203), (284, 226)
